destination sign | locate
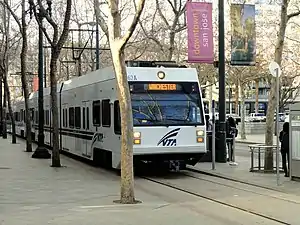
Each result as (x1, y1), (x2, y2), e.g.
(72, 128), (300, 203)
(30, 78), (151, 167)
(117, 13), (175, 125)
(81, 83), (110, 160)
(148, 83), (177, 91)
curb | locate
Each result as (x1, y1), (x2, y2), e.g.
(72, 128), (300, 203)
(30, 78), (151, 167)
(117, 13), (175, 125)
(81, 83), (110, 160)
(186, 166), (285, 193)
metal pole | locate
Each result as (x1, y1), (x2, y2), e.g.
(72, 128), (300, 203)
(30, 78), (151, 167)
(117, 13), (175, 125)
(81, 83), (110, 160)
(218, 0), (226, 162)
(32, 13), (51, 159)
(212, 100), (216, 170)
(276, 68), (280, 186)
(44, 45), (47, 88)
(95, 22), (100, 70)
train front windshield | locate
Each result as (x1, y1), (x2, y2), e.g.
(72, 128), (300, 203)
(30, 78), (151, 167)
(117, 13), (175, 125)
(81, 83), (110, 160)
(129, 82), (205, 126)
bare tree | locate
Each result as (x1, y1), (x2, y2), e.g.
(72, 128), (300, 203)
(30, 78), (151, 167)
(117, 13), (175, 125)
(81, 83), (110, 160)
(0, 2), (16, 143)
(104, 0), (146, 204)
(139, 0), (186, 61)
(29, 0), (72, 167)
(264, 1), (300, 171)
(3, 0), (32, 152)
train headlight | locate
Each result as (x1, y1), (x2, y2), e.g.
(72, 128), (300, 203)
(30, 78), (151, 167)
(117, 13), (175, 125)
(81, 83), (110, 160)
(157, 71), (165, 80)
(133, 132), (141, 138)
(134, 139), (141, 144)
(197, 137), (204, 143)
(196, 130), (204, 136)
(133, 132), (141, 144)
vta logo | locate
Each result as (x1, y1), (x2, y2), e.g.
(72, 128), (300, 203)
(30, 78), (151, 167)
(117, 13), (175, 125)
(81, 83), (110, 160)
(157, 128), (180, 147)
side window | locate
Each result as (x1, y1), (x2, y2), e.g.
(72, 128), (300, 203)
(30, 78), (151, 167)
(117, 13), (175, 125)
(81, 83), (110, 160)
(86, 107), (90, 130)
(35, 111), (39, 124)
(69, 107), (74, 128)
(65, 109), (68, 128)
(83, 107), (86, 129)
(63, 109), (65, 127)
(75, 107), (81, 129)
(92, 100), (101, 126)
(102, 99), (111, 127)
(30, 108), (34, 121)
(46, 110), (50, 125)
(114, 101), (121, 134)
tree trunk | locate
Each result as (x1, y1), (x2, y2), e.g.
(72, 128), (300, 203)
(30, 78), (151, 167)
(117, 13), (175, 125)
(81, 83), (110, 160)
(235, 82), (239, 115)
(3, 74), (16, 143)
(240, 82), (246, 140)
(0, 78), (2, 136)
(255, 79), (259, 114)
(167, 30), (175, 61)
(264, 0), (288, 171)
(111, 47), (135, 204)
(49, 51), (61, 167)
(20, 2), (32, 151)
(2, 77), (7, 139)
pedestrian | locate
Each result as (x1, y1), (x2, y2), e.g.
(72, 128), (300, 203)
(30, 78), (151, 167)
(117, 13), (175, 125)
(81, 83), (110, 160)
(279, 122), (290, 177)
(226, 117), (238, 162)
(205, 114), (212, 131)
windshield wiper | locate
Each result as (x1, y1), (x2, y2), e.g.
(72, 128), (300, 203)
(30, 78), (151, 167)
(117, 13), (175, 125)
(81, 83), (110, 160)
(165, 118), (190, 122)
(135, 118), (160, 122)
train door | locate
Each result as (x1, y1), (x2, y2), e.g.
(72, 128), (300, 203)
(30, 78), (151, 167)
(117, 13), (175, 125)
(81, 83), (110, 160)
(82, 101), (92, 157)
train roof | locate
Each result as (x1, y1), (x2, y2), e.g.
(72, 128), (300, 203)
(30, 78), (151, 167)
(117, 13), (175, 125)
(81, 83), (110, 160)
(28, 65), (199, 99)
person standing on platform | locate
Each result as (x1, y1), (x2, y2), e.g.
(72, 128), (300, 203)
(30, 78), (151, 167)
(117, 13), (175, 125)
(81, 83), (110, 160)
(279, 122), (290, 177)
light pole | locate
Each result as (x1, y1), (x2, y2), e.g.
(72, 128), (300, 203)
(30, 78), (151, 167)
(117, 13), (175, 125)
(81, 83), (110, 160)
(30, 0), (51, 159)
(218, 0), (226, 162)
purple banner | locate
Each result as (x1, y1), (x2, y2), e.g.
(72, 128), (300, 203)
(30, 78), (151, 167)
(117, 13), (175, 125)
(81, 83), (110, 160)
(186, 2), (214, 63)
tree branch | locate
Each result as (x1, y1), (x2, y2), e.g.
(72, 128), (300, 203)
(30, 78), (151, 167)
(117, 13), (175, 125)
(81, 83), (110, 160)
(94, 0), (109, 38)
(287, 10), (300, 21)
(2, 0), (22, 33)
(57, 0), (72, 50)
(120, 0), (146, 50)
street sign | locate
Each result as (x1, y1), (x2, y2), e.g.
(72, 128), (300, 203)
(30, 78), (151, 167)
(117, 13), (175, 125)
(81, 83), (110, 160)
(269, 61), (282, 77)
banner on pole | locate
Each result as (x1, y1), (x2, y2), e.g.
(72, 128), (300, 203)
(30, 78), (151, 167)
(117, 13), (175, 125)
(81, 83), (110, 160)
(230, 4), (256, 66)
(186, 2), (214, 64)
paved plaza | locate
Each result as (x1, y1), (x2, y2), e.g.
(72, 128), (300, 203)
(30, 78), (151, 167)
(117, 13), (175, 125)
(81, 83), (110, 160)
(1, 135), (300, 224)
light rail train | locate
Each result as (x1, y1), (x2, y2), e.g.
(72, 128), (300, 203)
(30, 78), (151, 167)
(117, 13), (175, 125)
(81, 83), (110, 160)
(8, 61), (207, 171)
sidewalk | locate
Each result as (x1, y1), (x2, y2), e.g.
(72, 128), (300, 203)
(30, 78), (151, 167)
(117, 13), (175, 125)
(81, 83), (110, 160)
(193, 155), (300, 194)
(1, 136), (284, 225)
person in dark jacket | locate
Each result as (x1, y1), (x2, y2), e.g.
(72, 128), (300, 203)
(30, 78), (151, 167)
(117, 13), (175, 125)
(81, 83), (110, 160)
(226, 117), (238, 161)
(279, 122), (289, 177)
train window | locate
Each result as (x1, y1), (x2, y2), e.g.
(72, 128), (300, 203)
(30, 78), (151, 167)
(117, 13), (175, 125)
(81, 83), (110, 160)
(114, 101), (121, 134)
(63, 109), (65, 127)
(30, 108), (34, 121)
(92, 100), (101, 126)
(69, 107), (74, 128)
(86, 107), (89, 130)
(35, 111), (39, 124)
(46, 110), (50, 125)
(102, 99), (111, 127)
(20, 110), (23, 121)
(75, 107), (81, 129)
(65, 109), (68, 127)
(83, 107), (85, 129)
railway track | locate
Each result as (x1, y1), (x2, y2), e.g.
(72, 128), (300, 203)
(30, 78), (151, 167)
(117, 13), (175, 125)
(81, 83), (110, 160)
(141, 171), (295, 225)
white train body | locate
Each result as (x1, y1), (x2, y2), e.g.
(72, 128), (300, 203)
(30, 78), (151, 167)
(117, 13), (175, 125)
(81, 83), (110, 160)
(9, 63), (207, 170)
